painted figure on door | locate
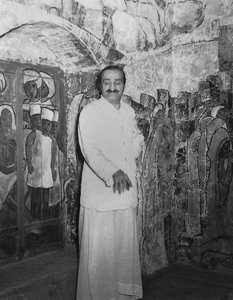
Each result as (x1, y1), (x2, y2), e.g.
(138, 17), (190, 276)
(0, 105), (16, 142)
(23, 100), (33, 208)
(23, 100), (32, 131)
(0, 72), (7, 93)
(23, 69), (42, 103)
(39, 71), (56, 106)
(22, 68), (62, 220)
(23, 69), (56, 106)
(0, 104), (17, 209)
(26, 104), (41, 220)
(49, 110), (63, 218)
(41, 107), (56, 220)
(26, 105), (55, 220)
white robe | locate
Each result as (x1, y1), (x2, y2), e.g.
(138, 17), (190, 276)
(77, 96), (144, 300)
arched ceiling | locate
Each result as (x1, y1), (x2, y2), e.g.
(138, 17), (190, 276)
(0, 22), (97, 71)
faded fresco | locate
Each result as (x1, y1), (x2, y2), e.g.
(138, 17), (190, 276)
(135, 72), (233, 273)
(0, 65), (64, 260)
(0, 0), (206, 68)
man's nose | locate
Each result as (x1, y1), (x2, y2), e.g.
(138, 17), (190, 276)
(110, 82), (115, 91)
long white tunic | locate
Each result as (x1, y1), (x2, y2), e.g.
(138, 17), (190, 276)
(78, 96), (144, 211)
(27, 130), (53, 189)
(77, 96), (144, 300)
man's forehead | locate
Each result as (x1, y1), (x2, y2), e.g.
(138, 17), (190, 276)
(101, 69), (124, 81)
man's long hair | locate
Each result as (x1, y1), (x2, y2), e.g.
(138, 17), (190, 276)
(95, 65), (126, 95)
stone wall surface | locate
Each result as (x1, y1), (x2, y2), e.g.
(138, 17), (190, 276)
(0, 0), (233, 276)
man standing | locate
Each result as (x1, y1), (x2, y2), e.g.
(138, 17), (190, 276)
(77, 65), (144, 300)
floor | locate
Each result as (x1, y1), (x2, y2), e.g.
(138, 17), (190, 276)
(0, 248), (78, 300)
(142, 264), (233, 300)
(0, 248), (233, 300)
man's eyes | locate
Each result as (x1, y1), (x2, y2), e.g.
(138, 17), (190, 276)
(103, 81), (122, 85)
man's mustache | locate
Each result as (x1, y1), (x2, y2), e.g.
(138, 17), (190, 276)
(106, 89), (119, 93)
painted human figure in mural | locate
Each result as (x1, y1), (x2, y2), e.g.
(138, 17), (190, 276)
(0, 105), (16, 143)
(26, 105), (55, 220)
(217, 139), (233, 207)
(23, 69), (42, 103)
(187, 122), (202, 234)
(190, 104), (231, 233)
(206, 105), (232, 210)
(77, 65), (144, 300)
(23, 69), (56, 108)
(0, 72), (7, 93)
(26, 104), (41, 219)
(38, 71), (56, 106)
(0, 106), (17, 173)
(22, 100), (33, 208)
(41, 106), (56, 220)
(141, 102), (174, 271)
(49, 109), (63, 218)
(0, 105), (17, 209)
(149, 103), (164, 138)
(186, 96), (218, 223)
(23, 99), (32, 131)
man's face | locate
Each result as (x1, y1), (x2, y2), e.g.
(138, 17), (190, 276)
(1, 108), (12, 131)
(101, 69), (125, 104)
(39, 80), (49, 100)
(24, 81), (38, 99)
(42, 119), (52, 136)
(31, 114), (41, 130)
(51, 121), (59, 137)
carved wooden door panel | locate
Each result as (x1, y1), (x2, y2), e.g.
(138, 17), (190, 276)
(0, 61), (65, 265)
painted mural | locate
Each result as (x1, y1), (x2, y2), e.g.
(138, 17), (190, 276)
(65, 63), (233, 275)
(134, 73), (233, 272)
(0, 65), (64, 261)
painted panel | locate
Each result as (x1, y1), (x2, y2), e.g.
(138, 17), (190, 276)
(0, 62), (64, 263)
(22, 69), (61, 221)
(0, 68), (18, 262)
